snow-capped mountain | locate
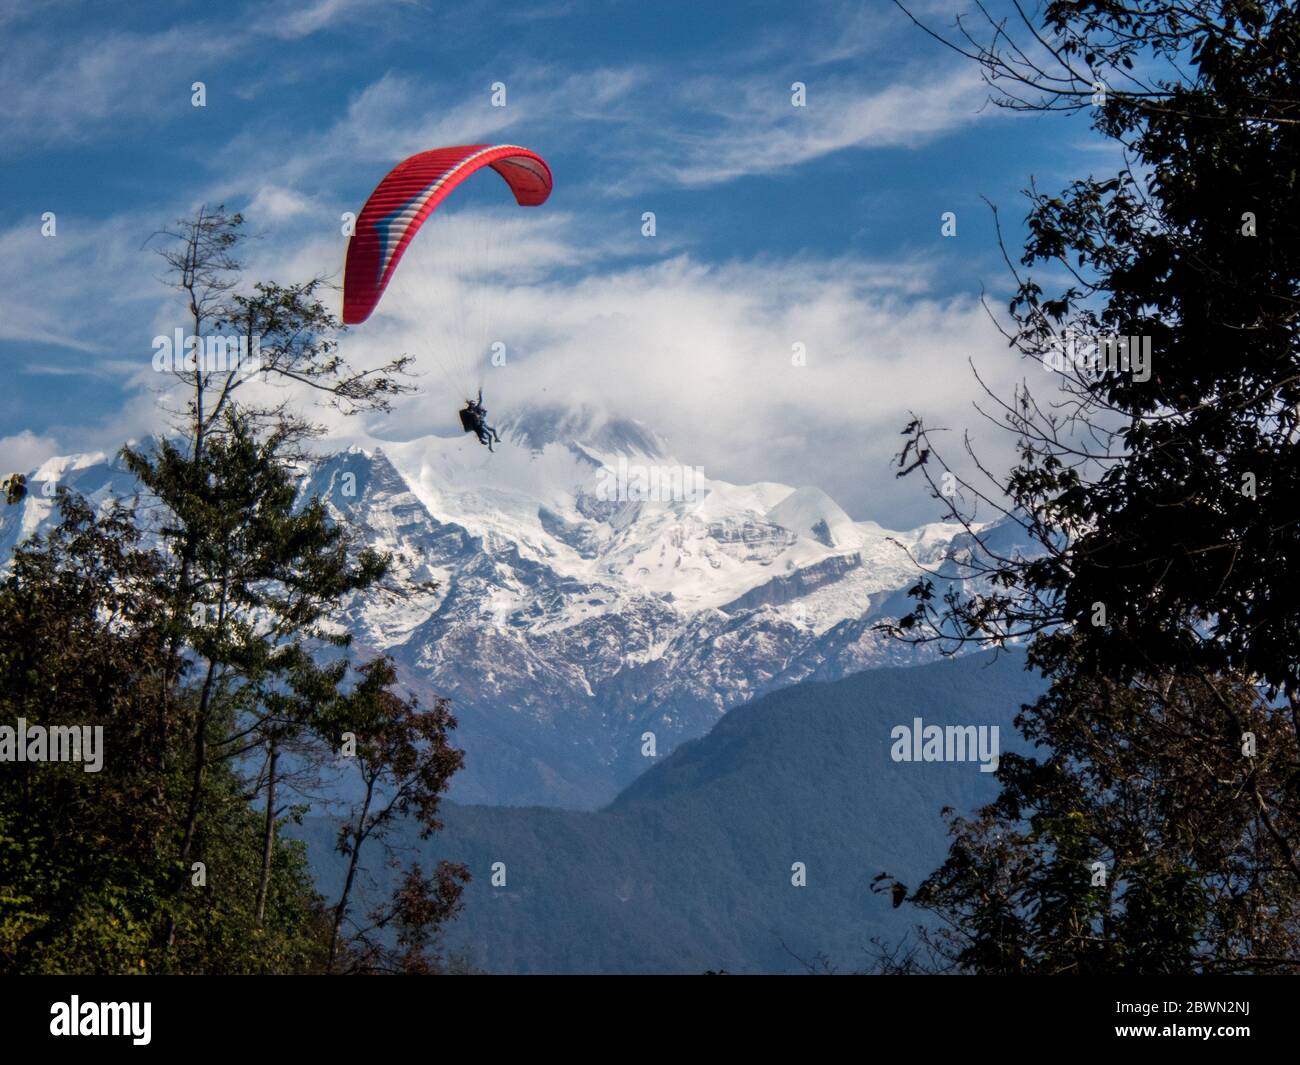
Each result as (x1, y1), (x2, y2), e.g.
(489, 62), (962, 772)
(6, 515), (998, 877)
(0, 407), (1004, 807)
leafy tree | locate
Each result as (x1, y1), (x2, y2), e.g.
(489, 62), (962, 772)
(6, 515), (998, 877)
(120, 411), (393, 955)
(142, 208), (421, 953)
(1, 206), (467, 974)
(883, 0), (1300, 971)
(323, 659), (468, 974)
(0, 493), (328, 972)
(877, 668), (1299, 972)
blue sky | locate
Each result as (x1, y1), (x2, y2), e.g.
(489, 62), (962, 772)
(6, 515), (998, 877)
(0, 0), (1118, 527)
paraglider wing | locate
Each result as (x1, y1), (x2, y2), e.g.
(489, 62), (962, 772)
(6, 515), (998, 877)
(342, 144), (552, 326)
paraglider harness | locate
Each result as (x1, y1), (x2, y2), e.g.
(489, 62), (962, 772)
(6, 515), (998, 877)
(460, 390), (500, 452)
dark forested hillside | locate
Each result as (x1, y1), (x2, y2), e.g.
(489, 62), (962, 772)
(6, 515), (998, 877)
(299, 650), (1043, 973)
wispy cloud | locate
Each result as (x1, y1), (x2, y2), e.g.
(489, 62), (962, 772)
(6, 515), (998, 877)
(0, 0), (414, 148)
(210, 65), (649, 201)
(640, 65), (991, 188)
(0, 23), (241, 148)
(253, 0), (405, 40)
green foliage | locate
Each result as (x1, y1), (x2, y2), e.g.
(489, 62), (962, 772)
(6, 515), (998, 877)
(0, 419), (465, 973)
(0, 490), (326, 973)
(894, 669), (1298, 973)
(885, 1), (1300, 972)
(2, 205), (459, 975)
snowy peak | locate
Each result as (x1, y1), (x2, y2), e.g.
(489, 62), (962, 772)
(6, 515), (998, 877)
(766, 486), (858, 549)
(0, 424), (1031, 808)
(500, 404), (667, 460)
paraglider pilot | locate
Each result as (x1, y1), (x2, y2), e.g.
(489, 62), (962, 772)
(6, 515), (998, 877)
(459, 389), (500, 452)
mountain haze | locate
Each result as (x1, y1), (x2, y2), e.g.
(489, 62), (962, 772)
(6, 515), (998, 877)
(299, 650), (1042, 973)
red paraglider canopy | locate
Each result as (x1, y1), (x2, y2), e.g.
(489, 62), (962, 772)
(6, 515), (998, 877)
(342, 144), (552, 325)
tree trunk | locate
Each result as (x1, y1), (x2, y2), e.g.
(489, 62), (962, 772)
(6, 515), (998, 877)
(163, 655), (219, 952)
(255, 739), (279, 927)
(328, 774), (375, 974)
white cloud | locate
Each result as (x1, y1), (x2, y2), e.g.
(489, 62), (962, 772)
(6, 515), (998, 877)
(289, 220), (1025, 527)
(254, 0), (399, 40)
(640, 65), (991, 189)
(201, 53), (983, 209)
(0, 24), (241, 147)
(0, 216), (158, 353)
(0, 192), (1026, 528)
(247, 186), (316, 222)
(208, 65), (648, 206)
(0, 430), (62, 474)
